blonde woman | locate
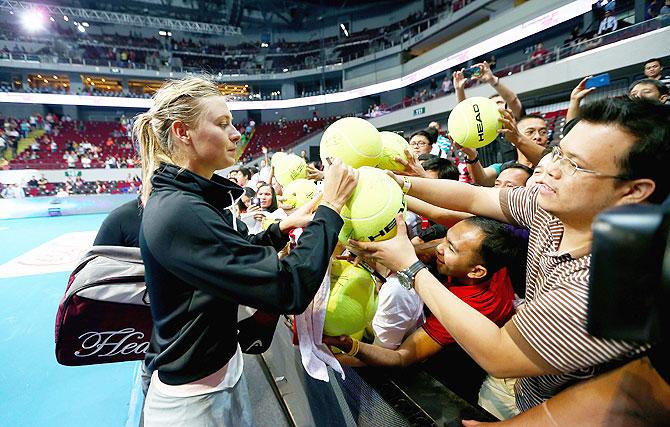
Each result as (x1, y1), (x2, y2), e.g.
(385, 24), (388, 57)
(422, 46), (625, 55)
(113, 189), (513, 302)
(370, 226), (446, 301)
(134, 77), (357, 426)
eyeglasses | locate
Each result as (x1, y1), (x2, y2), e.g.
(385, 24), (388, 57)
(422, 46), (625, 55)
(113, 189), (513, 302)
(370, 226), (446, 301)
(409, 141), (430, 147)
(550, 146), (629, 180)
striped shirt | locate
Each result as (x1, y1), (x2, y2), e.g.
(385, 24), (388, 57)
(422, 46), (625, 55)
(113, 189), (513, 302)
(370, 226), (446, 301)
(499, 186), (650, 411)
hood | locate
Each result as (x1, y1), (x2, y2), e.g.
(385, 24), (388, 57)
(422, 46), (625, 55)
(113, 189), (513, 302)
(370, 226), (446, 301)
(151, 163), (244, 210)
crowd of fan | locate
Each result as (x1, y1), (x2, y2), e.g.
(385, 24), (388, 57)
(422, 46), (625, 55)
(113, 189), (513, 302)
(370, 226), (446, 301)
(0, 173), (141, 198)
(214, 55), (670, 423)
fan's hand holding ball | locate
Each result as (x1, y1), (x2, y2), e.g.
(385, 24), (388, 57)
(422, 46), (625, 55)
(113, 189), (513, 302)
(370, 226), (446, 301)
(448, 97), (502, 148)
(323, 259), (378, 337)
(338, 167), (406, 244)
(377, 131), (411, 171)
(320, 117), (382, 168)
(348, 213), (419, 273)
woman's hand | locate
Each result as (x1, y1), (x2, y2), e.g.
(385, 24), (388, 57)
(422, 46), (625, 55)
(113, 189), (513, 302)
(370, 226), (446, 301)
(320, 157), (358, 212)
(253, 212), (266, 223)
(279, 192), (322, 231)
(306, 164), (325, 181)
(347, 213), (419, 273)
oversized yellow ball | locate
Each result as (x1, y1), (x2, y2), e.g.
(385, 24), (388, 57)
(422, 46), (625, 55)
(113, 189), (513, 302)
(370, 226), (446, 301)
(339, 167), (406, 244)
(282, 179), (318, 209)
(376, 131), (410, 171)
(270, 151), (287, 168)
(323, 259), (378, 337)
(320, 117), (382, 168)
(274, 154), (307, 186)
(448, 97), (502, 148)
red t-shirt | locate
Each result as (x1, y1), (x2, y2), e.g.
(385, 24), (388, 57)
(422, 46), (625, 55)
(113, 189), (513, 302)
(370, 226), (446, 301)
(422, 268), (515, 346)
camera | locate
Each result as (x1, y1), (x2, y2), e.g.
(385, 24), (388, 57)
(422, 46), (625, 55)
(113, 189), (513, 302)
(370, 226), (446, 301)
(588, 204), (670, 344)
(251, 197), (260, 207)
(463, 66), (482, 79)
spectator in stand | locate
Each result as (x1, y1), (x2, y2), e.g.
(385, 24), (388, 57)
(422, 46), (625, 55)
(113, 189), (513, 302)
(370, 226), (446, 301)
(493, 163), (533, 188)
(0, 134), (5, 158)
(409, 128), (436, 159)
(629, 78), (669, 103)
(460, 112), (548, 187)
(346, 98), (670, 415)
(643, 58), (670, 88)
(597, 11), (618, 35)
(81, 155), (92, 168)
(420, 155), (460, 180)
(63, 152), (77, 168)
(529, 42), (549, 66)
(236, 167), (253, 188)
(441, 75), (453, 94)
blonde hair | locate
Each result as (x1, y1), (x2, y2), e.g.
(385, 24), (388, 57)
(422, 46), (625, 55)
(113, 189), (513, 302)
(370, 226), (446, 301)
(133, 76), (222, 202)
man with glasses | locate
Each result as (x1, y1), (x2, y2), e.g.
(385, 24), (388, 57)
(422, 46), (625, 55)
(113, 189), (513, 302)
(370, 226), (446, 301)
(461, 113), (549, 187)
(409, 128), (437, 158)
(346, 98), (670, 414)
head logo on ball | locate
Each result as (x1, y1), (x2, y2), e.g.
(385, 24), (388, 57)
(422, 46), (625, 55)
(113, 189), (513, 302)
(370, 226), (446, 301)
(338, 167), (406, 244)
(447, 97), (502, 149)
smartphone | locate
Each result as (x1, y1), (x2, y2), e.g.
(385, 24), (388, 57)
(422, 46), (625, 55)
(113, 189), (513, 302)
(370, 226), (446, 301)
(251, 197), (260, 207)
(462, 65), (482, 78)
(585, 73), (610, 89)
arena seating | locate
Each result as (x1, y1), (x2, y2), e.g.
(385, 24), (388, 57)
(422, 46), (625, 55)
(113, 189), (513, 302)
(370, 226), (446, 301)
(10, 121), (135, 170)
(21, 178), (141, 197)
(241, 118), (334, 160)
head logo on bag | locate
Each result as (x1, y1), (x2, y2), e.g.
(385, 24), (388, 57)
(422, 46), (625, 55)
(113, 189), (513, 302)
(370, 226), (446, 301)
(55, 246), (152, 366)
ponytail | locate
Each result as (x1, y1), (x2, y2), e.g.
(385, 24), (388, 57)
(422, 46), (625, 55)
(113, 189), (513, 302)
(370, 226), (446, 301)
(134, 112), (171, 204)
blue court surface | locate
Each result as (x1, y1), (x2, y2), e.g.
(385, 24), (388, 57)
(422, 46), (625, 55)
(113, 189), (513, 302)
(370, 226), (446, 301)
(0, 214), (142, 427)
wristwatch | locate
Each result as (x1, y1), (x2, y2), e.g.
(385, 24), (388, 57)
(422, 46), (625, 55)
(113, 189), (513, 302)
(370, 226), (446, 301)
(397, 260), (427, 290)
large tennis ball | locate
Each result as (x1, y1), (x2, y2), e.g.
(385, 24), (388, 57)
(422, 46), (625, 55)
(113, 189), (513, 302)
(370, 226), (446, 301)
(323, 259), (378, 337)
(282, 179), (318, 209)
(320, 117), (382, 168)
(447, 97), (502, 149)
(274, 154), (307, 186)
(339, 167), (406, 244)
(270, 151), (286, 168)
(376, 131), (410, 171)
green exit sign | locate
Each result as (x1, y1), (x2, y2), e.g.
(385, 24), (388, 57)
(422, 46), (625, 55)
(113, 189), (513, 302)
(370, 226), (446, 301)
(413, 107), (425, 116)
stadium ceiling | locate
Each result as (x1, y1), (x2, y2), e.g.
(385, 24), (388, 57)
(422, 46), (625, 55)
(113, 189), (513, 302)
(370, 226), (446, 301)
(0, 0), (242, 35)
(242, 0), (399, 30)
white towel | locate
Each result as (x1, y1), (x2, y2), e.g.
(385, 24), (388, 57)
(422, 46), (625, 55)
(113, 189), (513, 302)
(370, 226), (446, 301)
(295, 264), (345, 382)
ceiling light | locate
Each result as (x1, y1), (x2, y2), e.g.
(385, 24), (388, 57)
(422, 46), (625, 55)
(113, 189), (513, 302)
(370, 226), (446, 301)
(82, 22), (89, 27)
(77, 25), (85, 33)
(63, 15), (68, 21)
(21, 9), (45, 32)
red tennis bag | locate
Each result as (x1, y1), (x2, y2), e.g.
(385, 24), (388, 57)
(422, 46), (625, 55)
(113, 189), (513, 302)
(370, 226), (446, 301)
(55, 246), (151, 366)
